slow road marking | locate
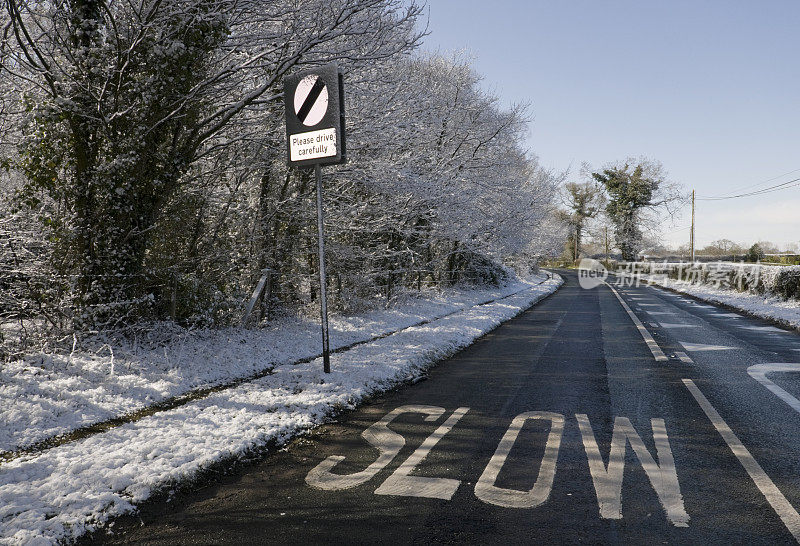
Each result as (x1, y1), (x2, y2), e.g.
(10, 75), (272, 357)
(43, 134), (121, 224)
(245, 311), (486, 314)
(576, 414), (689, 526)
(375, 407), (469, 499)
(475, 411), (564, 508)
(306, 404), (446, 490)
(308, 407), (689, 527)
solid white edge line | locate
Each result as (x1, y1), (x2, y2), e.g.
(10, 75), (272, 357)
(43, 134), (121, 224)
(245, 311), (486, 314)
(605, 282), (669, 362)
(682, 378), (800, 541)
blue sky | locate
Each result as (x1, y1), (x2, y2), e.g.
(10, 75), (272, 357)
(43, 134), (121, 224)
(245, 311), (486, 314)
(423, 1), (800, 249)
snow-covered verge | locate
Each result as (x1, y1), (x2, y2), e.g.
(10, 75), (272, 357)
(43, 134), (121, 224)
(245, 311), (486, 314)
(1, 276), (554, 455)
(617, 261), (800, 300)
(0, 273), (562, 545)
(621, 273), (800, 331)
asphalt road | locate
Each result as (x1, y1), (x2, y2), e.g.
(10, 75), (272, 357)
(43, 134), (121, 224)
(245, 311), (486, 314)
(97, 270), (800, 545)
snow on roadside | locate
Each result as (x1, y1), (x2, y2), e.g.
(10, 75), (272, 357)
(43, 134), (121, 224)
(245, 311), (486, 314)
(1, 277), (550, 454)
(630, 274), (800, 330)
(0, 274), (562, 545)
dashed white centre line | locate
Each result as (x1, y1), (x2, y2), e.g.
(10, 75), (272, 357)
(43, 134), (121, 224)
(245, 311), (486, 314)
(674, 352), (693, 363)
(682, 379), (800, 541)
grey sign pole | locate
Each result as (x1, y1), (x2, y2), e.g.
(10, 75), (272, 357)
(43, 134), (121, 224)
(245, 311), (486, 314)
(315, 163), (331, 373)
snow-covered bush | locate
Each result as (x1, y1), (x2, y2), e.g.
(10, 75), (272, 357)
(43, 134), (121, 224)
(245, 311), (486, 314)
(773, 267), (800, 300)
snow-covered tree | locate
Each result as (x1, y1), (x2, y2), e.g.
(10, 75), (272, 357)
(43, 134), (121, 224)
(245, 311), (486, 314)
(1, 1), (565, 339)
(2, 0), (424, 324)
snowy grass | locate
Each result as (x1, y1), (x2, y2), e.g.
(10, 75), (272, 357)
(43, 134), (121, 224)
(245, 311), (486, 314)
(624, 273), (800, 331)
(0, 273), (561, 544)
(1, 278), (549, 455)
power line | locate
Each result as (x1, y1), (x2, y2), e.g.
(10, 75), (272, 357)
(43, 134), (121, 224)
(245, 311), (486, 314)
(662, 225), (691, 235)
(697, 177), (800, 201)
(717, 167), (800, 194)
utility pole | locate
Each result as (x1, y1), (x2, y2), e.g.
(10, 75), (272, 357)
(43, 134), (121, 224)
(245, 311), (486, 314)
(690, 189), (695, 262)
(573, 227), (578, 263)
(605, 226), (610, 267)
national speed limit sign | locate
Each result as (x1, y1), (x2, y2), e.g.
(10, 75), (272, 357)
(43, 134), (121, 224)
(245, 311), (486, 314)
(284, 64), (346, 167)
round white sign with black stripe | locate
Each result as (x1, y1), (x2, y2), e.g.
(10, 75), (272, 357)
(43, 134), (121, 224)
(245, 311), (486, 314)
(294, 75), (329, 127)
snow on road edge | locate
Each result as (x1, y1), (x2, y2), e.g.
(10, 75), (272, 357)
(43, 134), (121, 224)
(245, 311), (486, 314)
(0, 274), (562, 545)
(629, 274), (800, 330)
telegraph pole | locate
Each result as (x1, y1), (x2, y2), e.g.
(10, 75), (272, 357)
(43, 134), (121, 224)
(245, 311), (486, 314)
(690, 189), (695, 262)
(573, 227), (578, 262)
(604, 226), (610, 267)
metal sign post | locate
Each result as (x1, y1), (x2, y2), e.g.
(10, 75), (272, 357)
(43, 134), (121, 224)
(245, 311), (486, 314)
(284, 64), (346, 373)
(314, 164), (331, 372)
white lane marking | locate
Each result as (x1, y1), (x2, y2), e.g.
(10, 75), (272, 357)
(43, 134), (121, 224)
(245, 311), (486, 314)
(306, 405), (444, 490)
(674, 352), (693, 363)
(576, 414), (689, 527)
(646, 311), (680, 316)
(682, 379), (800, 540)
(474, 412), (564, 508)
(740, 326), (787, 333)
(711, 313), (744, 318)
(375, 407), (469, 500)
(605, 283), (668, 362)
(678, 341), (737, 352)
(659, 323), (693, 328)
(649, 322), (661, 328)
(747, 363), (800, 415)
(638, 303), (663, 307)
(693, 304), (716, 309)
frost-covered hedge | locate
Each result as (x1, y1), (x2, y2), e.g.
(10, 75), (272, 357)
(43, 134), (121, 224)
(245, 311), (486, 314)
(617, 262), (800, 301)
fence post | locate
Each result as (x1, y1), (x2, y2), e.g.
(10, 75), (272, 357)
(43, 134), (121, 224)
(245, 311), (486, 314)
(242, 268), (273, 328)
